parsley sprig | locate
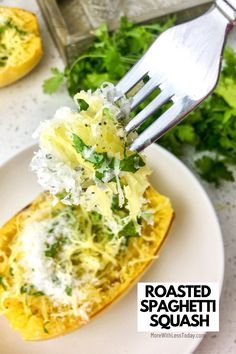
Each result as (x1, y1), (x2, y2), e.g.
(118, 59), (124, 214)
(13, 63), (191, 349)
(43, 17), (175, 95)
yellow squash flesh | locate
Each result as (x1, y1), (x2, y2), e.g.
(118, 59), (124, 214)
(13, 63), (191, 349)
(0, 187), (174, 340)
(0, 6), (43, 87)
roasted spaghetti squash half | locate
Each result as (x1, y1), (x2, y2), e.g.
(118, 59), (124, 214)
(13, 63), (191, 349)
(0, 85), (174, 340)
(0, 6), (43, 87)
(0, 187), (173, 340)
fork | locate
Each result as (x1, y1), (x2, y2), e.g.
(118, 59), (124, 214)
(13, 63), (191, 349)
(115, 0), (236, 152)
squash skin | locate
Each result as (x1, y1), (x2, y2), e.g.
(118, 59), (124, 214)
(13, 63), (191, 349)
(0, 187), (174, 340)
(0, 6), (43, 88)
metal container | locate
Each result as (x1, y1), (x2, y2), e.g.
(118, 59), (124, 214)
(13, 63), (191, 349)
(37, 0), (213, 64)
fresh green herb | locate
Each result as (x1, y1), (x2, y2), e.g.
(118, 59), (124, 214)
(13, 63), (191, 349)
(20, 284), (28, 294)
(72, 133), (85, 152)
(43, 321), (50, 334)
(43, 17), (174, 95)
(111, 195), (120, 211)
(73, 133), (145, 177)
(111, 194), (130, 220)
(195, 156), (234, 187)
(120, 154), (145, 172)
(0, 24), (7, 34)
(0, 20), (27, 36)
(0, 55), (7, 67)
(43, 17), (236, 185)
(32, 291), (45, 297)
(72, 133), (107, 167)
(65, 286), (72, 296)
(95, 162), (116, 182)
(0, 276), (7, 290)
(95, 170), (105, 180)
(118, 220), (139, 238)
(158, 47), (236, 185)
(9, 267), (14, 277)
(56, 190), (68, 201)
(45, 240), (60, 258)
(90, 211), (102, 223)
(0, 20), (27, 68)
(20, 284), (45, 296)
(77, 98), (89, 111)
(43, 68), (65, 94)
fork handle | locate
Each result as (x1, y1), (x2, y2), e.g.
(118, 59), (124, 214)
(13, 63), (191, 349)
(216, 0), (236, 22)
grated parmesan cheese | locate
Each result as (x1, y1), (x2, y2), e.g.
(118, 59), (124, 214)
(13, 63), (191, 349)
(16, 206), (126, 310)
(31, 149), (83, 205)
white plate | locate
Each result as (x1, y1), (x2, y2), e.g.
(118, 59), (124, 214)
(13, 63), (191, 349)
(0, 144), (224, 354)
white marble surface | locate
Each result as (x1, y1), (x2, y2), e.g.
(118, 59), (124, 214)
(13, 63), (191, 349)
(0, 1), (235, 353)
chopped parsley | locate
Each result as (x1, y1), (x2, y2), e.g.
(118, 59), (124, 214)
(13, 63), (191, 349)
(20, 284), (44, 296)
(45, 242), (60, 258)
(72, 133), (145, 176)
(32, 291), (45, 297)
(77, 98), (89, 111)
(9, 267), (14, 277)
(20, 284), (28, 294)
(72, 133), (107, 168)
(45, 238), (66, 258)
(56, 190), (68, 201)
(120, 154), (145, 172)
(0, 276), (7, 290)
(65, 286), (72, 296)
(90, 211), (102, 223)
(0, 19), (27, 36)
(0, 19), (28, 68)
(0, 55), (7, 67)
(95, 170), (106, 180)
(43, 321), (50, 334)
(111, 195), (120, 211)
(118, 220), (139, 238)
